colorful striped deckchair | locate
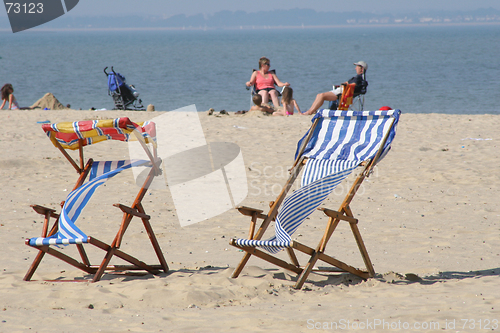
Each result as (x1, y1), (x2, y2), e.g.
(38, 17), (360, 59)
(230, 109), (401, 289)
(24, 117), (168, 282)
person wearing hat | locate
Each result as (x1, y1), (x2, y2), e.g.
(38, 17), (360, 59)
(302, 61), (368, 115)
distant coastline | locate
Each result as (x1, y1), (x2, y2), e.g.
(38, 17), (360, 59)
(1, 7), (499, 32)
(1, 21), (499, 33)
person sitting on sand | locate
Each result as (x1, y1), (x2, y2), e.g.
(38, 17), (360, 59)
(0, 83), (20, 110)
(246, 56), (290, 107)
(302, 61), (368, 115)
(249, 94), (274, 114)
(273, 87), (300, 116)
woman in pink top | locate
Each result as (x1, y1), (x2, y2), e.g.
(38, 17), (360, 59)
(246, 57), (289, 107)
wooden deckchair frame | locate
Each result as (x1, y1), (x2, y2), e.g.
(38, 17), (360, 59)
(230, 112), (396, 289)
(24, 127), (169, 282)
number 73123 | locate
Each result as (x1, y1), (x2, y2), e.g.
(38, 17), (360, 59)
(5, 3), (43, 14)
(461, 319), (498, 330)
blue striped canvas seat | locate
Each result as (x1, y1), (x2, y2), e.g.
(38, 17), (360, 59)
(235, 109), (400, 253)
(28, 160), (150, 246)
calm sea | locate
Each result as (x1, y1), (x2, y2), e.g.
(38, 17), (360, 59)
(0, 25), (499, 113)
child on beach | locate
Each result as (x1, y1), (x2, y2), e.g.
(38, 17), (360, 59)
(249, 94), (275, 114)
(0, 84), (20, 110)
(273, 86), (300, 116)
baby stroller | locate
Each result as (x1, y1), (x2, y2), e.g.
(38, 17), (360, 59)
(104, 67), (143, 110)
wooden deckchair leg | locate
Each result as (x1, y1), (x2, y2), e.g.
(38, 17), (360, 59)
(23, 251), (46, 281)
(78, 140), (85, 170)
(41, 210), (51, 237)
(77, 244), (91, 267)
(24, 206), (60, 281)
(295, 216), (342, 289)
(92, 212), (132, 282)
(231, 252), (252, 278)
(340, 205), (374, 276)
(137, 203), (169, 273)
(349, 223), (375, 277)
(113, 203), (168, 273)
(295, 252), (321, 290)
(92, 212), (134, 282)
(92, 248), (116, 282)
(248, 212), (258, 239)
(286, 248), (300, 267)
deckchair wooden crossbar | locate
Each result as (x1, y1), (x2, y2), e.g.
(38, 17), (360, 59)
(229, 242), (303, 275)
(229, 238), (371, 280)
(88, 237), (163, 275)
(319, 207), (358, 224)
(291, 241), (371, 279)
(114, 204), (150, 220)
(25, 238), (165, 278)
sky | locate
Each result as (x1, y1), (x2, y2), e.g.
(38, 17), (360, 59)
(66, 0), (500, 17)
(1, 1), (500, 18)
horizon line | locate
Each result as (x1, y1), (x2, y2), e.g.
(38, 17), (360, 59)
(1, 21), (499, 33)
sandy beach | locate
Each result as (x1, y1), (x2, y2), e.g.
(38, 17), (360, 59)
(0, 109), (499, 332)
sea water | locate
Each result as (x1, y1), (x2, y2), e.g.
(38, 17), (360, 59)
(0, 24), (499, 113)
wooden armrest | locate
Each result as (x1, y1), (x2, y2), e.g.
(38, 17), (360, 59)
(318, 207), (358, 224)
(236, 206), (269, 239)
(113, 204), (150, 220)
(236, 206), (267, 220)
(30, 205), (59, 219)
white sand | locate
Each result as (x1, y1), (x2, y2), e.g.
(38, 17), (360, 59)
(0, 109), (499, 332)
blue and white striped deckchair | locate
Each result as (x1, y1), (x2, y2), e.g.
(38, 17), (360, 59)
(230, 109), (401, 289)
(27, 160), (148, 247)
(24, 118), (168, 283)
